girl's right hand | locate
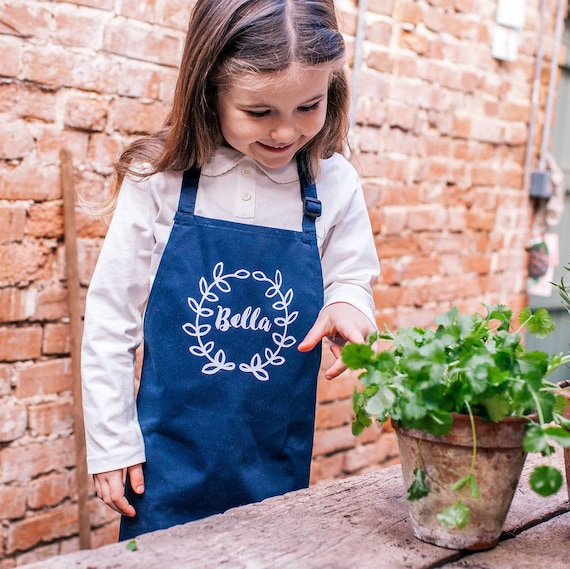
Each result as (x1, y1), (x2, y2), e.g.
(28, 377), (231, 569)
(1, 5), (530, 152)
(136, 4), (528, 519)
(93, 463), (145, 517)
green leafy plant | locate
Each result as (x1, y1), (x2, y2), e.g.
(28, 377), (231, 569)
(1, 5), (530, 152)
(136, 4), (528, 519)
(343, 304), (570, 529)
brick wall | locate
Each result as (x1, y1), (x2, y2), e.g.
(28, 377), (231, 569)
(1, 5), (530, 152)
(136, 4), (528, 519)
(0, 0), (561, 565)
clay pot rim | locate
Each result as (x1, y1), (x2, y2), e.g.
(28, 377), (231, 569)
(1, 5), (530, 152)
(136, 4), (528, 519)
(392, 412), (534, 449)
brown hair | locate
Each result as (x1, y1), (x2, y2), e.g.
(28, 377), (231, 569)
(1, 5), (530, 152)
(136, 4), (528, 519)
(109, 0), (348, 209)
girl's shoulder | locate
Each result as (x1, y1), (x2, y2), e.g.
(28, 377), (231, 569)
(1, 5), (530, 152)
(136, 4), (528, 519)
(317, 152), (360, 189)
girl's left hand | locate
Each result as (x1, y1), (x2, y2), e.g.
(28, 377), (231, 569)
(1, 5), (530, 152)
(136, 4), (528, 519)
(298, 302), (375, 380)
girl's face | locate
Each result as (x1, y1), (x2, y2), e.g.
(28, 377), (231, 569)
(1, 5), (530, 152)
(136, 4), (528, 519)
(216, 65), (330, 169)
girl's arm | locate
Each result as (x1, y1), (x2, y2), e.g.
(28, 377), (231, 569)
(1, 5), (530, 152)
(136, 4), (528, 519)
(82, 174), (155, 476)
(299, 160), (379, 378)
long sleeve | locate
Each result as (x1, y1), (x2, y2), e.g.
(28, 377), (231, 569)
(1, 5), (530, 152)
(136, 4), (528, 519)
(316, 156), (379, 326)
(81, 175), (155, 474)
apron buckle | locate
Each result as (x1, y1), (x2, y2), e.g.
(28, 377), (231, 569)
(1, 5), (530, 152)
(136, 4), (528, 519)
(303, 196), (322, 218)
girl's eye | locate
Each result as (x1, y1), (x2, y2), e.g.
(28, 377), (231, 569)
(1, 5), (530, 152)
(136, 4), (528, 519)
(246, 110), (270, 118)
(298, 102), (320, 113)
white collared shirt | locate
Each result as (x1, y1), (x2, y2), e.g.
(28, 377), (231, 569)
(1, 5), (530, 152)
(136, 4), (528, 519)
(81, 147), (380, 474)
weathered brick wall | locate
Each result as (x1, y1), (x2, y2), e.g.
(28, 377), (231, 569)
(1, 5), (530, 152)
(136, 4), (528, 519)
(0, 0), (561, 565)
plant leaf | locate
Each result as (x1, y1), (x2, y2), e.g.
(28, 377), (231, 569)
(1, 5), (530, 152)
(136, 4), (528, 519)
(437, 500), (471, 529)
(342, 343), (376, 370)
(406, 468), (430, 501)
(523, 423), (555, 455)
(530, 465), (563, 497)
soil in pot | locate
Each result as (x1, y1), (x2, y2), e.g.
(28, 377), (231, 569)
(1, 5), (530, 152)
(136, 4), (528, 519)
(395, 414), (528, 551)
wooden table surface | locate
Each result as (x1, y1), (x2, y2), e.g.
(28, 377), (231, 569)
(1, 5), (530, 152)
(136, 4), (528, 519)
(22, 451), (569, 569)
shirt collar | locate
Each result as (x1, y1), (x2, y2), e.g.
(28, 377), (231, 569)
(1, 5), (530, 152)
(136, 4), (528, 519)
(201, 146), (299, 184)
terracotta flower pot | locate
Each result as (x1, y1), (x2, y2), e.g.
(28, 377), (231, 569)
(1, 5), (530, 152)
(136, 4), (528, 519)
(556, 380), (570, 502)
(395, 414), (529, 551)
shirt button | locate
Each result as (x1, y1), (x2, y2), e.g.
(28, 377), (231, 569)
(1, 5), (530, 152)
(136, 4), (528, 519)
(241, 192), (252, 201)
(242, 168), (251, 176)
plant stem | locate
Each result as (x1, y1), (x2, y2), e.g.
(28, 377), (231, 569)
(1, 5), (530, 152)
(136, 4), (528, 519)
(465, 402), (477, 477)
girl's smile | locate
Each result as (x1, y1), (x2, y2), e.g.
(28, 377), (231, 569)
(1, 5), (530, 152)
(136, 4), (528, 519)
(216, 65), (331, 169)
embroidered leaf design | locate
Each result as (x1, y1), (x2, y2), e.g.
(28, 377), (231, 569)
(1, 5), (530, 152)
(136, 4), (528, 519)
(190, 346), (206, 357)
(215, 279), (231, 293)
(213, 262), (224, 279)
(199, 277), (208, 296)
(252, 368), (270, 381)
(252, 271), (266, 280)
(281, 336), (296, 348)
(271, 356), (285, 366)
(187, 297), (200, 313)
(265, 287), (279, 299)
(272, 332), (284, 344)
(283, 289), (293, 306)
(196, 324), (211, 335)
(234, 270), (250, 279)
(202, 341), (214, 354)
(199, 307), (214, 318)
(182, 323), (197, 336)
(288, 311), (299, 324)
(274, 270), (282, 288)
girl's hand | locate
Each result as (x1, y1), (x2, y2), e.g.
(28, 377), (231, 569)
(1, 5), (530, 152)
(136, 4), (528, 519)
(298, 302), (375, 380)
(93, 463), (145, 517)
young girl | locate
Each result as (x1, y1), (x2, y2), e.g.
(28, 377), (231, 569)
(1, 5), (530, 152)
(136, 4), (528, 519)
(82, 0), (379, 540)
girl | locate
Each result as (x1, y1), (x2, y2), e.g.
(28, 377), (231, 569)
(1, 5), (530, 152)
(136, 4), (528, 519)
(82, 0), (380, 540)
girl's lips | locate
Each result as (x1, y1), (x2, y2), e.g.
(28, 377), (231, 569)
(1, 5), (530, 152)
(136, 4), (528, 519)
(257, 142), (295, 153)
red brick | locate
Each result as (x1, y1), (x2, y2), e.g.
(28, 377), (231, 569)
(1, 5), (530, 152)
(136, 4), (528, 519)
(65, 96), (108, 133)
(28, 399), (74, 437)
(0, 288), (37, 323)
(104, 17), (181, 67)
(54, 7), (106, 49)
(0, 37), (23, 78)
(27, 202), (64, 239)
(6, 505), (78, 554)
(15, 359), (73, 399)
(407, 205), (448, 231)
(315, 399), (353, 430)
(0, 404), (27, 443)
(27, 472), (71, 509)
(0, 438), (75, 484)
(313, 425), (356, 457)
(35, 286), (70, 321)
(22, 46), (75, 89)
(0, 3), (52, 40)
(0, 364), (13, 396)
(0, 326), (42, 361)
(42, 323), (70, 356)
(120, 0), (161, 23)
(0, 119), (34, 160)
(310, 453), (344, 484)
(0, 485), (27, 520)
(0, 157), (60, 201)
(0, 206), (27, 242)
(108, 97), (168, 135)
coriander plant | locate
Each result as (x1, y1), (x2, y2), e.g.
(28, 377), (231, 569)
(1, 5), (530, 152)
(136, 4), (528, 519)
(343, 304), (570, 529)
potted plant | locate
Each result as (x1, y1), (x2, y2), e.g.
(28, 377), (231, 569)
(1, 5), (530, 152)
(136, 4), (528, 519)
(342, 304), (570, 550)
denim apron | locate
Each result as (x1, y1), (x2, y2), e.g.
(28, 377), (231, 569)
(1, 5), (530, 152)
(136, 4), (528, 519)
(119, 162), (324, 539)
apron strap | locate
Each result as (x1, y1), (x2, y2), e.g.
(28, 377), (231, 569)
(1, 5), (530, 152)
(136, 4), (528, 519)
(178, 168), (201, 214)
(177, 161), (321, 240)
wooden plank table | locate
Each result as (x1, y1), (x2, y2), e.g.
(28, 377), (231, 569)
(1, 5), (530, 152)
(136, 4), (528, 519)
(22, 452), (569, 569)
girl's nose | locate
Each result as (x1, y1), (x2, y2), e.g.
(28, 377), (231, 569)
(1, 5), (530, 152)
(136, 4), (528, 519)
(270, 121), (295, 144)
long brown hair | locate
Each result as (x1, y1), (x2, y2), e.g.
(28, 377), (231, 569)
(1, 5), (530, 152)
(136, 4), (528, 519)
(109, 0), (349, 209)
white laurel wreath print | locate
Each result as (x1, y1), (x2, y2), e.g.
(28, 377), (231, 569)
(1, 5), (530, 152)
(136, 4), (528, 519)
(182, 262), (298, 381)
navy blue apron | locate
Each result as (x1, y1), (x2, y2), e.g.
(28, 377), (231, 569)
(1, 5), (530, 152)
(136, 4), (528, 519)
(119, 160), (324, 539)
